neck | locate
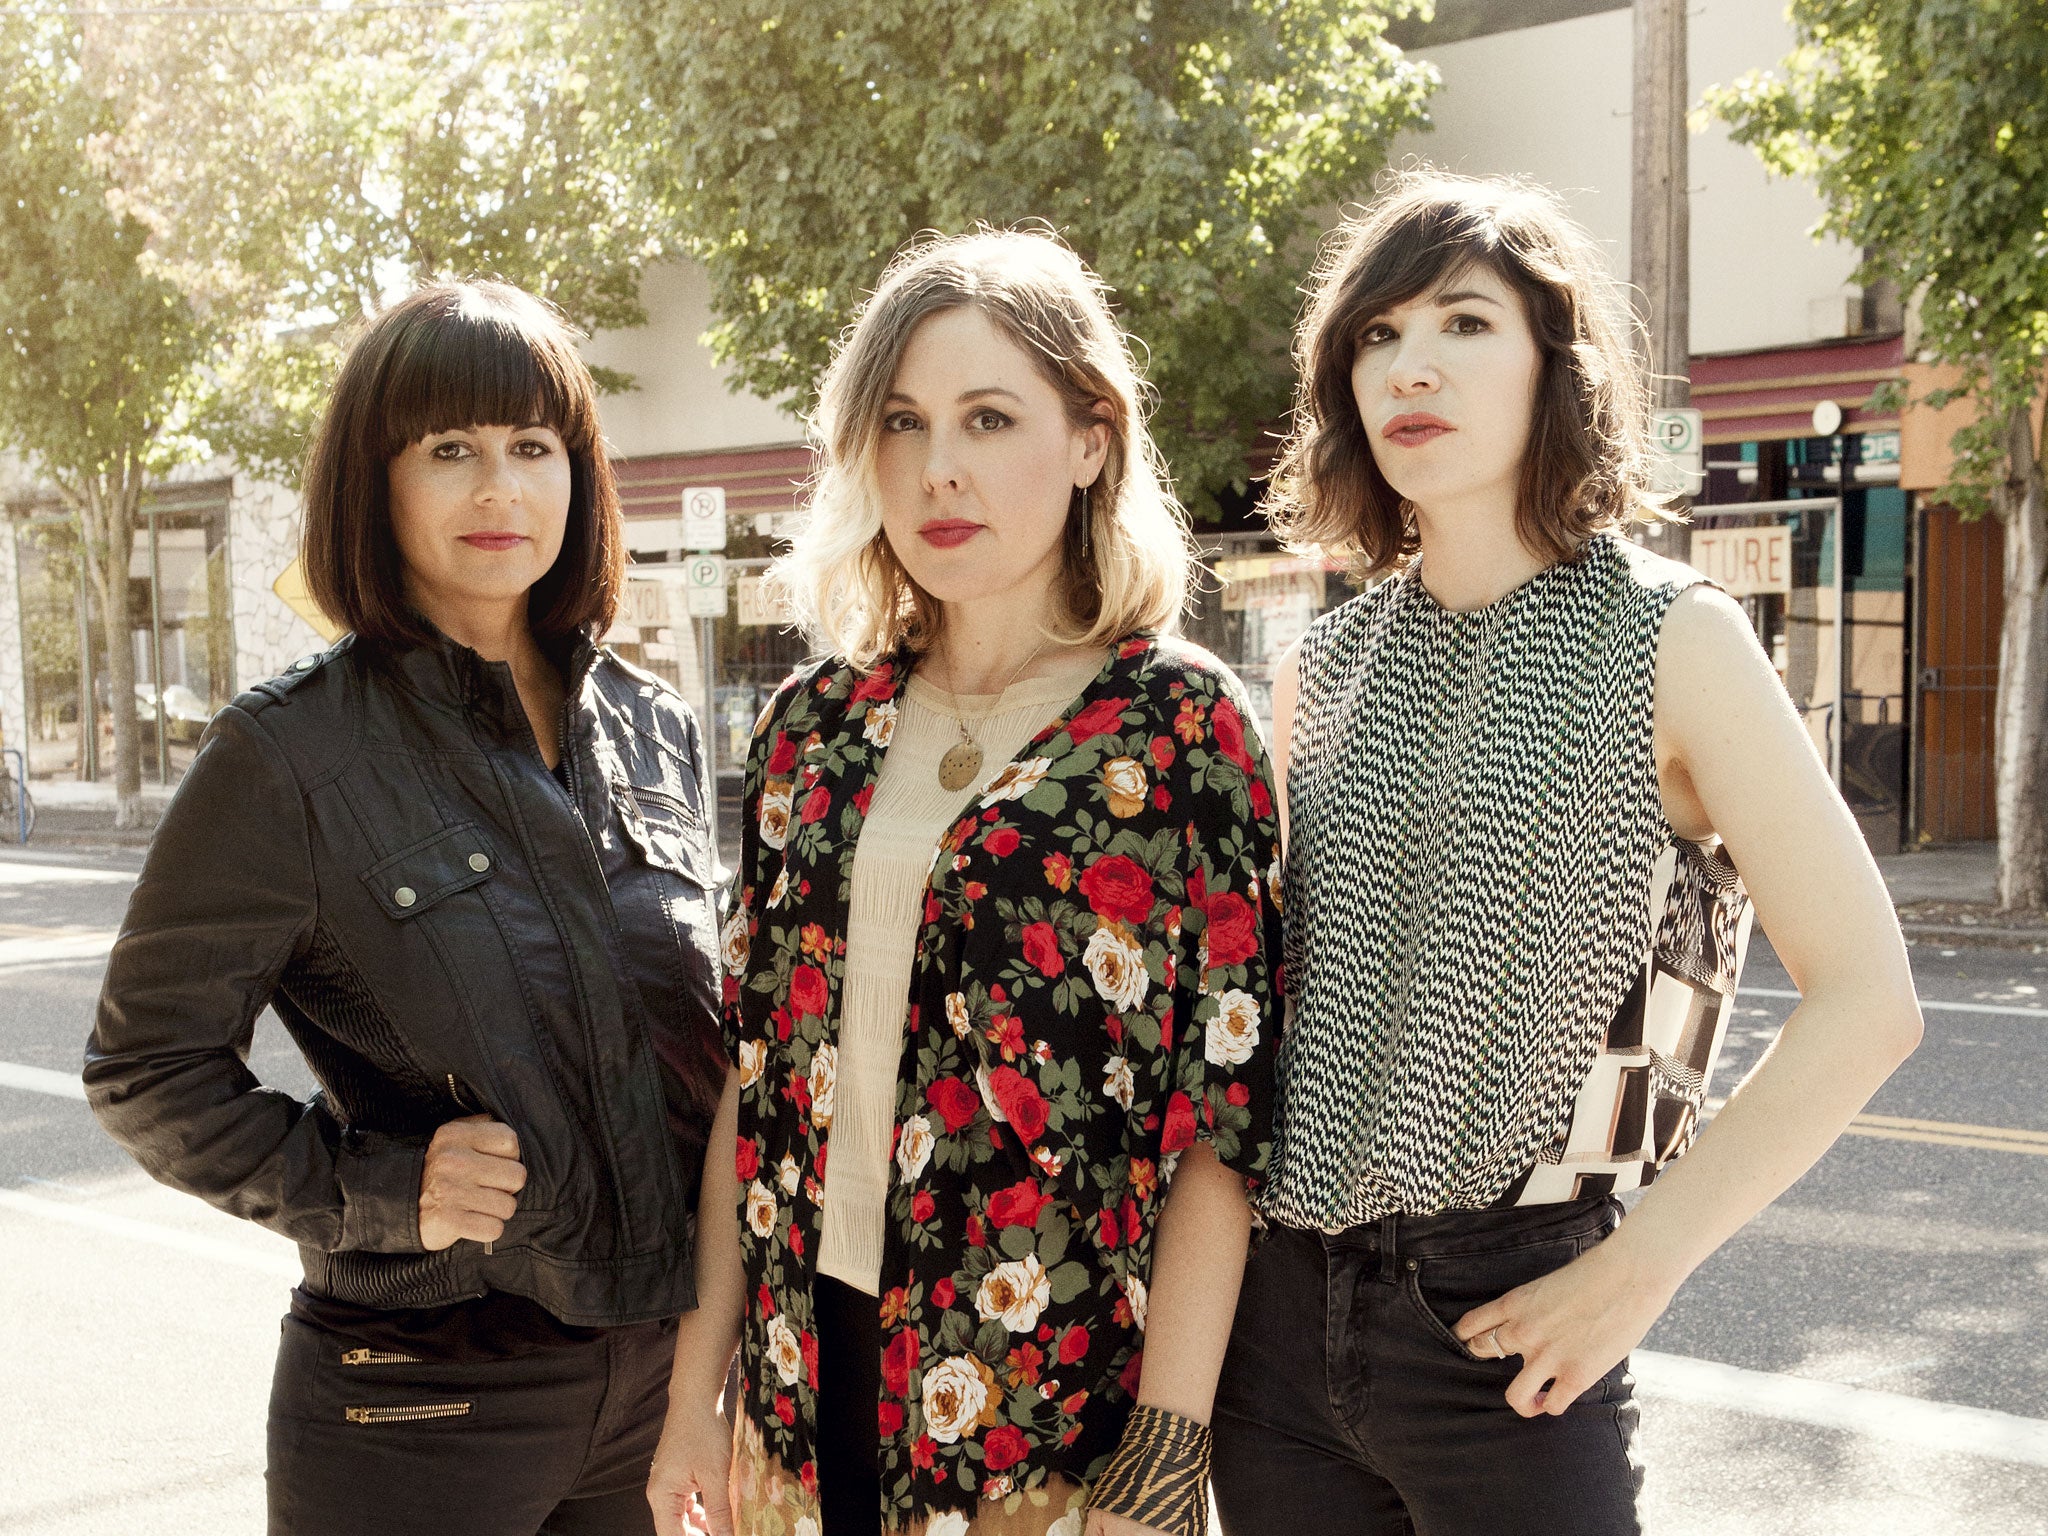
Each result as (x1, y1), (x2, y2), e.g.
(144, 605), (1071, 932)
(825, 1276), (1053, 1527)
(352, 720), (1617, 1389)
(413, 590), (551, 679)
(931, 596), (1058, 695)
(1409, 494), (1551, 613)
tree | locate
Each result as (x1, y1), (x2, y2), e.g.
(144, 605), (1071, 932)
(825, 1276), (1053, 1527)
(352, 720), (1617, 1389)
(604, 0), (1437, 512)
(0, 13), (208, 827)
(1708, 0), (2048, 909)
(94, 0), (678, 482)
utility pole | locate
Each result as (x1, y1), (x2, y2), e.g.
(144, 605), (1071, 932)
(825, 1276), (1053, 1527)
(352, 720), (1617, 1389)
(1631, 0), (1689, 413)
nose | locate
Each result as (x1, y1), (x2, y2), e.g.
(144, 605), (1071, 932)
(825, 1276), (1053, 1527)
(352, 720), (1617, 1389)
(920, 429), (965, 497)
(1385, 331), (1441, 397)
(475, 443), (522, 505)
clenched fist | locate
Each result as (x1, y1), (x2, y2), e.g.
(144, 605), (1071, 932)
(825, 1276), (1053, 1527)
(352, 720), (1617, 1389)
(418, 1114), (526, 1251)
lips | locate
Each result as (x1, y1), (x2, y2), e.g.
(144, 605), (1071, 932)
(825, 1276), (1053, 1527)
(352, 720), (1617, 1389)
(1382, 413), (1453, 447)
(918, 520), (983, 550)
(459, 533), (527, 551)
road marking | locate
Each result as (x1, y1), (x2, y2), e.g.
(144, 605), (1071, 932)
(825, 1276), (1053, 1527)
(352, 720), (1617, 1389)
(0, 859), (136, 886)
(1744, 986), (2048, 1022)
(0, 929), (117, 970)
(0, 1187), (299, 1277)
(1707, 1095), (2048, 1156)
(0, 1061), (87, 1099)
(1634, 1350), (2048, 1469)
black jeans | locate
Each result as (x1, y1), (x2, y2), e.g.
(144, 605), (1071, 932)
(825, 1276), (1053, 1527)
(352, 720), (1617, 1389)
(814, 1274), (883, 1536)
(1211, 1198), (1642, 1536)
(266, 1312), (676, 1535)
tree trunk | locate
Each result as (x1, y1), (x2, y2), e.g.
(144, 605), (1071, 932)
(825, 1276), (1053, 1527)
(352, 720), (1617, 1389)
(75, 473), (145, 830)
(1994, 399), (2048, 910)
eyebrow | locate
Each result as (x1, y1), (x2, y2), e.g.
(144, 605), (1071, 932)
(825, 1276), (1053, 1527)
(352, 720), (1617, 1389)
(1429, 289), (1505, 308)
(883, 387), (1026, 407)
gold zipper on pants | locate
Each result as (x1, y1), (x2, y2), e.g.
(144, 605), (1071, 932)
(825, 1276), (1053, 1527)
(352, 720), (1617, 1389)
(339, 1348), (422, 1366)
(344, 1402), (472, 1425)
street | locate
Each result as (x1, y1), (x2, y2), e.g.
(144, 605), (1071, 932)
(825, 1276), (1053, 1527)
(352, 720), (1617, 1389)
(2, 844), (2045, 1535)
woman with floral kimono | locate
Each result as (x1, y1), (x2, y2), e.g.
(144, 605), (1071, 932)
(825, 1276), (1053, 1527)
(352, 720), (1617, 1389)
(646, 230), (1284, 1536)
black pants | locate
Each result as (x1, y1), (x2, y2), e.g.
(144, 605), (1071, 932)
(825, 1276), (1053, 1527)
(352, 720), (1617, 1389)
(1211, 1198), (1642, 1536)
(266, 1312), (675, 1536)
(814, 1274), (884, 1536)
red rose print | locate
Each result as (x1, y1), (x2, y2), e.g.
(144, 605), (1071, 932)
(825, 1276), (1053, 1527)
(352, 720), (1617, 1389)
(1098, 1205), (1121, 1248)
(928, 1076), (981, 1134)
(1149, 734), (1175, 769)
(988, 1066), (1050, 1141)
(984, 826), (1020, 858)
(983, 1425), (1029, 1473)
(932, 1277), (956, 1308)
(1077, 854), (1154, 925)
(1161, 1091), (1197, 1153)
(1058, 1325), (1091, 1364)
(1211, 695), (1257, 772)
(1062, 1390), (1089, 1416)
(987, 1178), (1053, 1229)
(801, 1330), (820, 1389)
(850, 666), (896, 704)
(1249, 777), (1273, 820)
(1043, 852), (1074, 892)
(766, 734), (798, 775)
(882, 1327), (919, 1396)
(911, 1190), (936, 1222)
(878, 1401), (904, 1438)
(1020, 921), (1064, 978)
(758, 1283), (775, 1317)
(1121, 1195), (1142, 1246)
(734, 1139), (759, 1181)
(967, 1213), (986, 1248)
(1119, 1351), (1145, 1398)
(854, 783), (875, 816)
(789, 964), (828, 1019)
(1203, 890), (1258, 968)
(775, 1394), (795, 1426)
(1227, 1081), (1251, 1106)
(912, 1435), (936, 1470)
(1066, 696), (1132, 745)
(1153, 785), (1172, 811)
(799, 784), (832, 824)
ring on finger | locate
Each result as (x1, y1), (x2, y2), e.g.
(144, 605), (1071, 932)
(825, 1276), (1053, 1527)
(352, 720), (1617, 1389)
(1485, 1327), (1509, 1358)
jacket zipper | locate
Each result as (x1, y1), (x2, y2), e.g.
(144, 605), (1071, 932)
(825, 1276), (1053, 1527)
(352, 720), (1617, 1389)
(344, 1402), (472, 1425)
(340, 1348), (421, 1366)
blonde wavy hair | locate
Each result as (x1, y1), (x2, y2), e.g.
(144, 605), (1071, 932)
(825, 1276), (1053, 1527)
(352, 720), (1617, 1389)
(1267, 169), (1679, 580)
(772, 229), (1194, 669)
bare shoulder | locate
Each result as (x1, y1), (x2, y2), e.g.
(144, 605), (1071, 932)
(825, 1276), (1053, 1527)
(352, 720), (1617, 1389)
(1655, 583), (1781, 719)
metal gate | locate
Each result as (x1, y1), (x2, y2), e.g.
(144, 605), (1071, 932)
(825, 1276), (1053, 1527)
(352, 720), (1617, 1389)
(1912, 505), (2001, 845)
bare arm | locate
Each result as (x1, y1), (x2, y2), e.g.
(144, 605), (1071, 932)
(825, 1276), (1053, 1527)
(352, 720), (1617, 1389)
(1456, 584), (1922, 1414)
(1086, 1143), (1253, 1535)
(649, 1065), (745, 1535)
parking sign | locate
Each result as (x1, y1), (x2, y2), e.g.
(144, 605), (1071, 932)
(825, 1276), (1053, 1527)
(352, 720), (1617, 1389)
(681, 486), (727, 551)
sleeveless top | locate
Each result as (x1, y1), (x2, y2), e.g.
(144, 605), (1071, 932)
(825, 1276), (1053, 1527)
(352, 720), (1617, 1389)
(1263, 532), (1755, 1231)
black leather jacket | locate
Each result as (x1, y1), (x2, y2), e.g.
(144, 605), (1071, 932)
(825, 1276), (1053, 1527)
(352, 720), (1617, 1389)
(85, 630), (724, 1326)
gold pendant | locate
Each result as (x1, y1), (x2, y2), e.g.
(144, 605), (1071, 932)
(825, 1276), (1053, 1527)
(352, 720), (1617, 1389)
(937, 740), (984, 792)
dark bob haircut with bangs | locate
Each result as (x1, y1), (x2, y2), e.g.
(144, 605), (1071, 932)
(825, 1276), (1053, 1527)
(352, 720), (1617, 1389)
(1266, 169), (1676, 580)
(301, 280), (624, 647)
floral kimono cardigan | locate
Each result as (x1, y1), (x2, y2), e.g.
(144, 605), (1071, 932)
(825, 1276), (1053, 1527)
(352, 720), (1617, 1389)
(718, 633), (1284, 1535)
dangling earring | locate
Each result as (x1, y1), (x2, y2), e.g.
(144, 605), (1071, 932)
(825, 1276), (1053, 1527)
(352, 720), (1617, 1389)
(1078, 482), (1092, 563)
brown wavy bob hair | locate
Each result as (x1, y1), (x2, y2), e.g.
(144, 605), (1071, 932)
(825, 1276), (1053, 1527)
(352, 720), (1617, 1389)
(301, 281), (624, 647)
(1267, 170), (1675, 580)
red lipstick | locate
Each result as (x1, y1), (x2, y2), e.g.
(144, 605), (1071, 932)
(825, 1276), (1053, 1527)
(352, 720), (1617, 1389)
(1382, 412), (1454, 447)
(918, 520), (983, 549)
(459, 532), (526, 551)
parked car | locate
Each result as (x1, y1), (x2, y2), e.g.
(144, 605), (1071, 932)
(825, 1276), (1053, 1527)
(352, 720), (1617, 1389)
(133, 683), (215, 745)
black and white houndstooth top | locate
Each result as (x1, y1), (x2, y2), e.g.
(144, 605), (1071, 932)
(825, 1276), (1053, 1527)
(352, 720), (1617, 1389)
(1263, 532), (1755, 1232)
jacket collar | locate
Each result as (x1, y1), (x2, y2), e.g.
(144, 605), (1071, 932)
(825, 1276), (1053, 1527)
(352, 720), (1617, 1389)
(372, 622), (602, 737)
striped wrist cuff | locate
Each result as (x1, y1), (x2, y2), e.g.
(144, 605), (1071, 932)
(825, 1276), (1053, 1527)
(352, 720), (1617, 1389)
(1087, 1403), (1213, 1536)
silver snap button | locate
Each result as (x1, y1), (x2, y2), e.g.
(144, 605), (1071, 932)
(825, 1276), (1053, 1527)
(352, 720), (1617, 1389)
(393, 886), (417, 908)
(292, 656), (317, 671)
(468, 853), (490, 873)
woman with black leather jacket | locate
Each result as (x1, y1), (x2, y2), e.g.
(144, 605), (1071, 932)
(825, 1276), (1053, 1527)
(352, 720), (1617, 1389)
(85, 281), (725, 1536)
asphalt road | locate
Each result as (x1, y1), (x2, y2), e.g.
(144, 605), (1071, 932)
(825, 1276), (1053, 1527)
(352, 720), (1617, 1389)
(2, 844), (2045, 1534)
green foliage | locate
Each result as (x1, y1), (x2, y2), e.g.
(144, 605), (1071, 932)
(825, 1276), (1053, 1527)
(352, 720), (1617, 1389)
(1705, 0), (2048, 516)
(604, 0), (1438, 513)
(92, 0), (680, 482)
(0, 14), (207, 497)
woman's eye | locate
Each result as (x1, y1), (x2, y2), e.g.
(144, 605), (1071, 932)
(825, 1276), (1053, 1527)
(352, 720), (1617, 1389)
(1449, 313), (1491, 336)
(514, 438), (553, 457)
(429, 441), (470, 460)
(883, 412), (923, 433)
(969, 409), (1011, 432)
(1359, 323), (1396, 347)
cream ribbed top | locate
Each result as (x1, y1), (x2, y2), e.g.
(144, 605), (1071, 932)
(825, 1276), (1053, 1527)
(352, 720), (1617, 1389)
(817, 652), (1105, 1295)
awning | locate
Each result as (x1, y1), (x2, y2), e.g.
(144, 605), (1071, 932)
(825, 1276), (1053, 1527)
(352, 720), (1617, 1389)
(1689, 335), (1905, 447)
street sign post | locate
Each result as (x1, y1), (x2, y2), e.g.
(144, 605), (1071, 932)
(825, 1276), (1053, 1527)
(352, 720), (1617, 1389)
(1649, 407), (1705, 496)
(684, 553), (728, 618)
(681, 486), (727, 551)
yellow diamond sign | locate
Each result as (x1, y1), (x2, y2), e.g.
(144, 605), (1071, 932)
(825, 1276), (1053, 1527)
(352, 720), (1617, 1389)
(272, 556), (345, 642)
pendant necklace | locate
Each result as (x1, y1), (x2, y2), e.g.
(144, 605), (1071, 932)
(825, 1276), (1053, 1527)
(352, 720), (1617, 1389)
(934, 636), (1049, 792)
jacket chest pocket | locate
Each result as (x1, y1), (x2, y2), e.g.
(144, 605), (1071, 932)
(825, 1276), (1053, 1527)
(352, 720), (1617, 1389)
(361, 823), (499, 921)
(620, 778), (723, 993)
